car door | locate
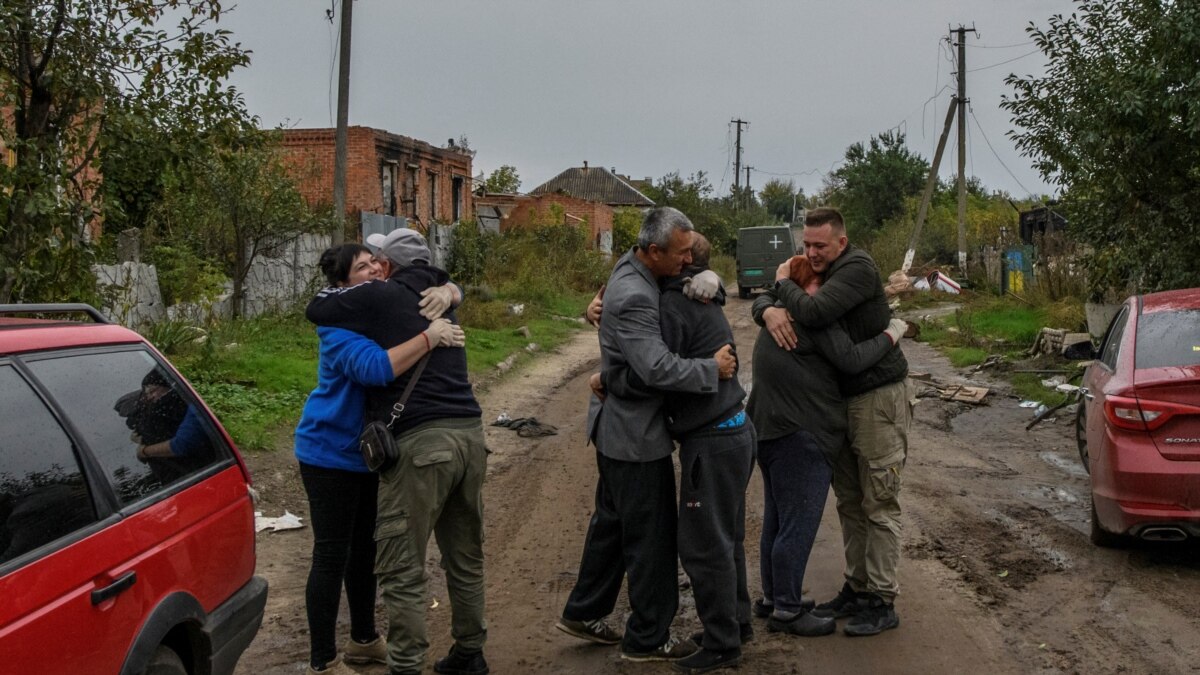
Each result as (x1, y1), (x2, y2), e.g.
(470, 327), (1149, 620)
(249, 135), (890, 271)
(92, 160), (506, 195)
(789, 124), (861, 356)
(0, 362), (140, 675)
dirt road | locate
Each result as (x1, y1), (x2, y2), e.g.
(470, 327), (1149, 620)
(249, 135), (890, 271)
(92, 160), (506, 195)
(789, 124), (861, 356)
(237, 296), (1200, 674)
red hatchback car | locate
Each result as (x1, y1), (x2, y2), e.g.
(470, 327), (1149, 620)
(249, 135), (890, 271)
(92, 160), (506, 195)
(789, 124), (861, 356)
(0, 304), (266, 674)
(1077, 288), (1200, 547)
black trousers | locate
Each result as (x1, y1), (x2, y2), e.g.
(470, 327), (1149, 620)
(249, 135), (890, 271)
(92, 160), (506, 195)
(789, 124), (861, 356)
(563, 452), (678, 652)
(298, 461), (380, 667)
(678, 424), (755, 652)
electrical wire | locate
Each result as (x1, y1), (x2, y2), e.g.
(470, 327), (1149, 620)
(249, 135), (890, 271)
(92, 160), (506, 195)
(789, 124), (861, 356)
(967, 49), (1041, 73)
(967, 40), (1035, 49)
(968, 108), (1038, 199)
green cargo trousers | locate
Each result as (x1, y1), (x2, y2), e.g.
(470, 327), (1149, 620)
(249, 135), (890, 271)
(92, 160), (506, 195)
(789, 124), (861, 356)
(830, 379), (913, 602)
(374, 417), (488, 673)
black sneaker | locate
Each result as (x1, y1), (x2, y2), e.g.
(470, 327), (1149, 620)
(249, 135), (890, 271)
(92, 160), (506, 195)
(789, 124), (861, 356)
(766, 610), (836, 637)
(753, 596), (814, 618)
(554, 616), (622, 645)
(432, 644), (489, 675)
(844, 595), (899, 637)
(673, 647), (742, 674)
(689, 623), (754, 647)
(811, 582), (867, 619)
(620, 635), (698, 662)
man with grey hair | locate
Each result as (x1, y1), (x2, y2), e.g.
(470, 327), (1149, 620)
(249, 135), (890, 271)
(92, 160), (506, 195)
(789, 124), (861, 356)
(556, 207), (737, 663)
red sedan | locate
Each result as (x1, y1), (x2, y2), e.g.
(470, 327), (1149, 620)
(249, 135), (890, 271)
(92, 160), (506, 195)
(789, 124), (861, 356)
(1077, 287), (1200, 547)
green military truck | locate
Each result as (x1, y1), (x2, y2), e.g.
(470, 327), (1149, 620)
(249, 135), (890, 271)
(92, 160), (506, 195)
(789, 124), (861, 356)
(735, 225), (796, 298)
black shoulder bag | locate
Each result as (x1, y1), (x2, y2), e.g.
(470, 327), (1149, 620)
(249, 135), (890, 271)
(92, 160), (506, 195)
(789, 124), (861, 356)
(360, 353), (431, 472)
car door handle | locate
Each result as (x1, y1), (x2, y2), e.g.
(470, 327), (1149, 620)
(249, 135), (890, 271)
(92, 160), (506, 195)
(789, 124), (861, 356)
(91, 571), (137, 605)
(1080, 387), (1094, 401)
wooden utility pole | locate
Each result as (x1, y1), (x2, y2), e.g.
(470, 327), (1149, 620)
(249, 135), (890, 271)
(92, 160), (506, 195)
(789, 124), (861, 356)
(903, 25), (976, 276)
(732, 118), (748, 192)
(332, 0), (354, 245)
(902, 100), (958, 275)
(953, 24), (977, 273)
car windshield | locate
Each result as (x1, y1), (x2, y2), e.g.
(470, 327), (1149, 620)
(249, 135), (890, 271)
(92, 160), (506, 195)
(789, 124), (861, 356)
(1136, 308), (1200, 369)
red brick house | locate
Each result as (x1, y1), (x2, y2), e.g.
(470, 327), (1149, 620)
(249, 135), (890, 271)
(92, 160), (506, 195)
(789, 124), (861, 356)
(280, 126), (474, 231)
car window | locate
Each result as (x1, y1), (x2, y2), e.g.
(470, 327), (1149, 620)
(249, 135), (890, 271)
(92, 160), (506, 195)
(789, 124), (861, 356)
(0, 365), (98, 566)
(1136, 308), (1200, 369)
(24, 349), (225, 506)
(1098, 305), (1129, 370)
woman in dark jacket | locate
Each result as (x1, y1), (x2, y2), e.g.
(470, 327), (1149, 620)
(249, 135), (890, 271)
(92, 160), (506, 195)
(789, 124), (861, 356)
(746, 255), (906, 637)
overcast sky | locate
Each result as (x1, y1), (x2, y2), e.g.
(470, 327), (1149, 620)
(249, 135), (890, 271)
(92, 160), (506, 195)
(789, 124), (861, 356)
(221, 0), (1074, 201)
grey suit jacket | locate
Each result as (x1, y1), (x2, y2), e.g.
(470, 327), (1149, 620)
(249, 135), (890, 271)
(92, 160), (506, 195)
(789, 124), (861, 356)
(586, 249), (718, 462)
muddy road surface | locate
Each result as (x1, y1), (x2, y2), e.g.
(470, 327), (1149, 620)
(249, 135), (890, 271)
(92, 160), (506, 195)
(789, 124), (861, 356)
(237, 295), (1200, 674)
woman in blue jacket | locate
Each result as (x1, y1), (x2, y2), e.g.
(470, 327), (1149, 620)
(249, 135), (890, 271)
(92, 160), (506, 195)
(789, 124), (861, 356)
(295, 243), (463, 675)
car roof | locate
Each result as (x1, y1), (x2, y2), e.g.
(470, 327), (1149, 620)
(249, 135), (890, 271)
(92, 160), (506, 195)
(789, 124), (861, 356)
(1139, 287), (1200, 315)
(0, 322), (146, 356)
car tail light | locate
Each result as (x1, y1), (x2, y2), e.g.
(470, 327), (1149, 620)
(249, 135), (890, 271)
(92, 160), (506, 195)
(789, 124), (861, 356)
(1104, 394), (1200, 431)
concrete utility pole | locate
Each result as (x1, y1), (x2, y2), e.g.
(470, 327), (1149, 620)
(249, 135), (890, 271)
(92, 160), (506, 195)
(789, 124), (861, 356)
(732, 118), (748, 192)
(953, 24), (977, 273)
(331, 0), (354, 245)
(744, 165), (752, 208)
(903, 100), (957, 275)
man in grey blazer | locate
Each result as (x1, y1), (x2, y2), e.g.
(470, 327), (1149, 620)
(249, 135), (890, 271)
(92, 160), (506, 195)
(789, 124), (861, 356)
(555, 207), (737, 663)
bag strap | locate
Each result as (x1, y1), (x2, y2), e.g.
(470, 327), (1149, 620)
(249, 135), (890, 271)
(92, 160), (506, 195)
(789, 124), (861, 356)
(385, 352), (432, 429)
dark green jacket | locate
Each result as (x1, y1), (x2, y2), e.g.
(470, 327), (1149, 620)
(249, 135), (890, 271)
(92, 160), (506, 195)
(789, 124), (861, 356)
(772, 245), (907, 396)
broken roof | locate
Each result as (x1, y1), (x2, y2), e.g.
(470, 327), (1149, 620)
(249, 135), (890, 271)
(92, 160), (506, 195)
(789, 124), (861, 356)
(529, 165), (655, 207)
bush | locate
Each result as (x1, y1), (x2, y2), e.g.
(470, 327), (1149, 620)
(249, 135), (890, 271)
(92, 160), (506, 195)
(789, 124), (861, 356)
(149, 244), (227, 305)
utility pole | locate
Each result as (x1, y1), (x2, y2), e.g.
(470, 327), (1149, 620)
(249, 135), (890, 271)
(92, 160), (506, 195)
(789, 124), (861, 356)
(331, 0), (354, 245)
(953, 24), (977, 274)
(744, 165), (752, 209)
(902, 100), (957, 275)
(732, 118), (748, 193)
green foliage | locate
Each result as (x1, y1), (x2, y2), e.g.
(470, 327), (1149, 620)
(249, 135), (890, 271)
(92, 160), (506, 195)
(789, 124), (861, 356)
(481, 165), (522, 193)
(612, 208), (642, 254)
(141, 320), (207, 355)
(484, 223), (610, 302)
(148, 133), (324, 316)
(0, 0), (251, 303)
(759, 179), (804, 224)
(640, 171), (775, 255)
(1003, 0), (1200, 296)
(148, 245), (228, 305)
(868, 189), (1020, 274)
(821, 130), (929, 240)
(446, 220), (497, 286)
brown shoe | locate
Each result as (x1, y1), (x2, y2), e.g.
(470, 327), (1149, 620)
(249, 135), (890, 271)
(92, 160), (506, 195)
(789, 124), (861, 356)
(555, 617), (622, 645)
(343, 636), (386, 665)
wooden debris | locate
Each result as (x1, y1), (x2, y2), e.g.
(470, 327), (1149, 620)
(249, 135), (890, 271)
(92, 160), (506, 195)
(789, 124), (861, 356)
(938, 384), (990, 403)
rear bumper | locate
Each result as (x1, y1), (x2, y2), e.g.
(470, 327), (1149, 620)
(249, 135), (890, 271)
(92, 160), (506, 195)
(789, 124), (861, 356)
(1093, 432), (1200, 536)
(206, 575), (268, 675)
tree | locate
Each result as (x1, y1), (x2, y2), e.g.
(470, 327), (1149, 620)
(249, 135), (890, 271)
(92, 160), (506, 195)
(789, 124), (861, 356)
(821, 131), (929, 238)
(0, 0), (251, 302)
(1003, 0), (1200, 296)
(482, 165), (521, 193)
(759, 179), (804, 223)
(150, 135), (322, 318)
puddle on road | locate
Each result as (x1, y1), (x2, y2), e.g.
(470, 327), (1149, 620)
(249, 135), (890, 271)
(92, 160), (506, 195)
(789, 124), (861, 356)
(1039, 450), (1088, 478)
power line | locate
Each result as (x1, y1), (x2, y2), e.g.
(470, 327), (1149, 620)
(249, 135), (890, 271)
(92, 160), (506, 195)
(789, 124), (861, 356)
(968, 107), (1037, 198)
(967, 40), (1035, 49)
(967, 49), (1041, 73)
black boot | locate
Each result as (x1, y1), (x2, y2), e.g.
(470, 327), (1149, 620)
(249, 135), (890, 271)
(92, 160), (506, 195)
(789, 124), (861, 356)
(673, 647), (742, 674)
(432, 644), (489, 675)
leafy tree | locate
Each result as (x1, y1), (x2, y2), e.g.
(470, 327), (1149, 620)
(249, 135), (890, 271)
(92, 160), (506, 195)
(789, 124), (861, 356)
(612, 208), (642, 254)
(149, 135), (322, 318)
(0, 0), (251, 302)
(759, 179), (804, 223)
(1003, 0), (1200, 295)
(482, 165), (521, 193)
(821, 131), (929, 239)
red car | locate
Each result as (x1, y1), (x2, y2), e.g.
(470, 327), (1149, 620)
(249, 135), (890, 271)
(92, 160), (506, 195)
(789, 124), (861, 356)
(1077, 288), (1200, 547)
(0, 304), (266, 674)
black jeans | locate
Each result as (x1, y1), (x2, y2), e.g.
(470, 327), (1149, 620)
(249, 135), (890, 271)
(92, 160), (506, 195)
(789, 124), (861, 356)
(299, 461), (380, 667)
(678, 424), (755, 651)
(563, 452), (678, 653)
(757, 430), (832, 614)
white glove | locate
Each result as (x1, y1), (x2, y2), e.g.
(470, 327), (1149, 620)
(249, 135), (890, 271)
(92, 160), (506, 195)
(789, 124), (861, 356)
(683, 269), (721, 302)
(419, 284), (457, 320)
(424, 318), (465, 348)
(884, 318), (908, 345)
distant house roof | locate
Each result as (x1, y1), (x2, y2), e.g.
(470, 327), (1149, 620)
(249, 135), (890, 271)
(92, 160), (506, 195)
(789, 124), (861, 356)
(529, 163), (655, 207)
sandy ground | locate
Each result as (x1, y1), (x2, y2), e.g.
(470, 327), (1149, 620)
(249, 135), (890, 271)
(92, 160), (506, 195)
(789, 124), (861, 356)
(236, 295), (1200, 675)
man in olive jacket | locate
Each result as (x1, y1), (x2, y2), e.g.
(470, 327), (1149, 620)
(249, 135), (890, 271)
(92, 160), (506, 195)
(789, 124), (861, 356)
(761, 207), (912, 637)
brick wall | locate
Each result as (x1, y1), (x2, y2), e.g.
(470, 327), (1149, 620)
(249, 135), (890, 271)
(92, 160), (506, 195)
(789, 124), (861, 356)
(503, 193), (614, 249)
(280, 126), (473, 235)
